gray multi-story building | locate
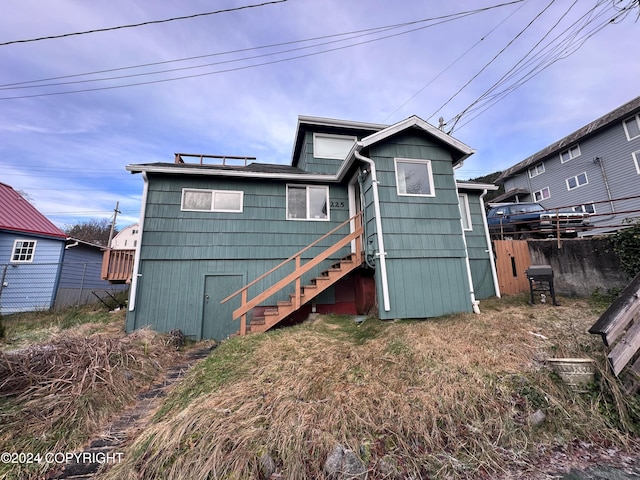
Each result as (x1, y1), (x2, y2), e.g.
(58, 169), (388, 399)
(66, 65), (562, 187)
(495, 96), (640, 234)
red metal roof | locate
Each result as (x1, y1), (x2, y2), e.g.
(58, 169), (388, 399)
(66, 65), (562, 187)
(0, 182), (66, 239)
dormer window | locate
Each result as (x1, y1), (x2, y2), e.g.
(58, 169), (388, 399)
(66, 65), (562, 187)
(313, 133), (356, 160)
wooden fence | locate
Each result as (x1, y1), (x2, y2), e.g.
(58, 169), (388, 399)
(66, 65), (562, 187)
(493, 240), (531, 295)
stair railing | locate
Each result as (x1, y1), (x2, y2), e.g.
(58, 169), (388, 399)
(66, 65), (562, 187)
(221, 211), (363, 335)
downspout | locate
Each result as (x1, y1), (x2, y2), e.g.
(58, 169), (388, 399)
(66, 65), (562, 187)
(455, 199), (479, 313)
(128, 171), (149, 312)
(595, 156), (615, 213)
(459, 223), (480, 314)
(480, 189), (501, 298)
(454, 162), (480, 313)
(354, 147), (391, 312)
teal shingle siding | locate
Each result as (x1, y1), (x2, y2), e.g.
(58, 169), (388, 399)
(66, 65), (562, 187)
(361, 131), (473, 319)
(127, 173), (353, 340)
(127, 117), (495, 337)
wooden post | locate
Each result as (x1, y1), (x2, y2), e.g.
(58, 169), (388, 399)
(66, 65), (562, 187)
(294, 255), (301, 309)
(240, 289), (247, 336)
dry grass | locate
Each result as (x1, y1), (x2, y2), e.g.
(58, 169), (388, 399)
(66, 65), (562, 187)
(0, 322), (180, 479)
(0, 304), (127, 351)
(105, 295), (640, 480)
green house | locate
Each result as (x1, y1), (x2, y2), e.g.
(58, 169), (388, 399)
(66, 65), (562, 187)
(125, 115), (500, 340)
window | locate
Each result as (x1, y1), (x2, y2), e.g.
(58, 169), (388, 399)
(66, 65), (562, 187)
(572, 203), (596, 214)
(181, 189), (243, 212)
(566, 172), (588, 190)
(623, 115), (640, 141)
(560, 145), (581, 163)
(533, 187), (550, 202)
(458, 193), (472, 231)
(633, 150), (640, 174)
(11, 240), (36, 263)
(286, 185), (329, 220)
(394, 158), (435, 197)
(313, 133), (357, 160)
(528, 162), (545, 178)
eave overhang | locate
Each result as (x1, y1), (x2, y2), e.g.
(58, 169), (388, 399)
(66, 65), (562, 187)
(456, 181), (499, 191)
(126, 163), (338, 183)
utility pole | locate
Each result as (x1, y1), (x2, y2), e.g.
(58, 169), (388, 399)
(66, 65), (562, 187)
(107, 201), (121, 247)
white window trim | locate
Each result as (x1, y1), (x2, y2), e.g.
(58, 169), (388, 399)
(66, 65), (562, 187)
(286, 184), (330, 221)
(566, 172), (589, 191)
(180, 188), (244, 213)
(633, 150), (640, 174)
(528, 162), (545, 178)
(458, 193), (472, 231)
(573, 203), (596, 214)
(394, 158), (436, 197)
(560, 145), (581, 163)
(533, 187), (551, 202)
(623, 114), (640, 141)
(313, 133), (357, 160)
(11, 239), (37, 263)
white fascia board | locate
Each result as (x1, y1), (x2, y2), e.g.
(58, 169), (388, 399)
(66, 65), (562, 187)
(297, 115), (388, 131)
(360, 115), (476, 161)
(456, 181), (499, 191)
(126, 164), (338, 182)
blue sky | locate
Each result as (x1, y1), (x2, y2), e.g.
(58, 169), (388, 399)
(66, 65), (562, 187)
(1, 0), (638, 229)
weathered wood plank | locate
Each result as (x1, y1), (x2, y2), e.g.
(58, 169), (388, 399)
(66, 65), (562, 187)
(589, 273), (640, 346)
(608, 317), (640, 376)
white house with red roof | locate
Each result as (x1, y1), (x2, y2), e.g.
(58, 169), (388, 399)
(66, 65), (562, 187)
(0, 182), (67, 314)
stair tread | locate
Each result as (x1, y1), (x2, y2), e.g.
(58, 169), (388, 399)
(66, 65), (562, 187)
(238, 250), (364, 335)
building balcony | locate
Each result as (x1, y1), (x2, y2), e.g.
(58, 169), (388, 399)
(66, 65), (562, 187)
(101, 249), (135, 283)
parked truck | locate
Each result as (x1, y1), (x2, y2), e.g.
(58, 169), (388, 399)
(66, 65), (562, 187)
(487, 202), (592, 239)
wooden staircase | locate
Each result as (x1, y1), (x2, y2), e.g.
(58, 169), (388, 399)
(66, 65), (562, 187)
(221, 212), (364, 335)
(250, 254), (361, 333)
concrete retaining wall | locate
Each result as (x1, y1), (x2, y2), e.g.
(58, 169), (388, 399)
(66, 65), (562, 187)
(527, 238), (628, 296)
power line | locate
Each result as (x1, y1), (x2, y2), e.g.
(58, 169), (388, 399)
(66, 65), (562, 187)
(381, 0), (526, 123)
(0, 0), (288, 47)
(448, 0), (636, 132)
(0, 21), (468, 91)
(428, 0), (556, 125)
(0, 1), (525, 100)
(2, 0), (525, 90)
(443, 0), (586, 130)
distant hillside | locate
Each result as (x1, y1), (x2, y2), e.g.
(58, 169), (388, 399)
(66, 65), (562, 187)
(464, 170), (504, 203)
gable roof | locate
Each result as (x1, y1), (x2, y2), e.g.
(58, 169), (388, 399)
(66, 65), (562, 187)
(0, 182), (66, 239)
(357, 115), (475, 163)
(498, 95), (640, 182)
